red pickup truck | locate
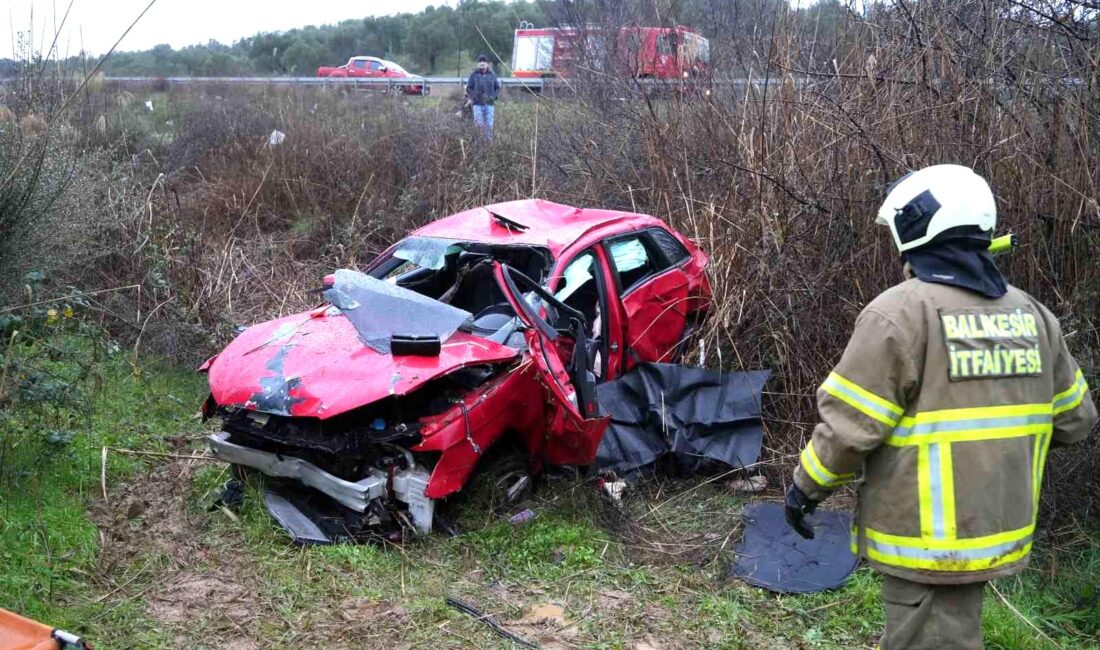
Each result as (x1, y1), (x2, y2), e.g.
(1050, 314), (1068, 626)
(317, 56), (428, 95)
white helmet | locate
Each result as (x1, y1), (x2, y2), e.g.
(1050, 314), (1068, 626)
(876, 165), (996, 252)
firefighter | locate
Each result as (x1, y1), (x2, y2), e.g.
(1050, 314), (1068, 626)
(785, 165), (1096, 649)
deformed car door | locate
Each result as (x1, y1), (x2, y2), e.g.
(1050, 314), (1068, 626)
(606, 232), (690, 366)
(493, 262), (609, 466)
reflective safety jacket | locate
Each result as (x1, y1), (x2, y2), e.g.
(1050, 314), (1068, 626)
(794, 278), (1096, 584)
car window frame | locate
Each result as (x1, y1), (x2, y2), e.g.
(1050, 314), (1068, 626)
(646, 226), (692, 267)
(549, 246), (613, 379)
(602, 229), (678, 297)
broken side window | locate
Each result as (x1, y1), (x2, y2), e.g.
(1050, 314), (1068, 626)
(607, 235), (667, 293)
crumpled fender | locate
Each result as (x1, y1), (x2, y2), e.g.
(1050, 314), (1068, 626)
(413, 366), (544, 499)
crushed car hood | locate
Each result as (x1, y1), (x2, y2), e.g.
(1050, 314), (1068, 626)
(207, 307), (519, 419)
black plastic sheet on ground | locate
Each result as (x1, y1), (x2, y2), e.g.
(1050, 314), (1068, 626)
(594, 363), (770, 473)
(728, 502), (858, 594)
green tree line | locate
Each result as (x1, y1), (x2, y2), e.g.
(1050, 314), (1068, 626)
(102, 1), (546, 77)
(0, 0), (857, 79)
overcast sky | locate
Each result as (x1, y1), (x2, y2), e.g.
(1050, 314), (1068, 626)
(5, 0), (452, 58)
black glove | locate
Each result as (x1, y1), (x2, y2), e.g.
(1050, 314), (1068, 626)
(785, 483), (819, 540)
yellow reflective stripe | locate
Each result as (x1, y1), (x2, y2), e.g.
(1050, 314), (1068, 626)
(939, 442), (957, 540)
(799, 441), (855, 488)
(863, 523), (1033, 570)
(822, 372), (903, 426)
(864, 524), (1032, 551)
(887, 403), (1053, 447)
(1052, 369), (1085, 403)
(865, 541), (1032, 572)
(887, 422), (1050, 446)
(1053, 370), (1088, 415)
(918, 445), (934, 539)
(918, 442), (956, 541)
(1031, 431), (1052, 516)
(898, 403), (1051, 426)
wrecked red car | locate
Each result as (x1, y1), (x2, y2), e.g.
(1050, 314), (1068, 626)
(201, 199), (710, 542)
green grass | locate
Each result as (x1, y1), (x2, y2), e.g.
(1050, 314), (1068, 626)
(1, 337), (1097, 648)
(0, 338), (207, 641)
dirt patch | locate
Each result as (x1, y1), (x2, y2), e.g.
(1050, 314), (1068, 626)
(89, 459), (263, 649)
(89, 459), (202, 570)
(149, 573), (257, 625)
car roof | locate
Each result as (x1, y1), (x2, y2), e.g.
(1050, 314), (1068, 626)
(411, 199), (666, 259)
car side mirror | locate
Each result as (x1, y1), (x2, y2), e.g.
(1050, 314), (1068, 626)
(379, 66), (387, 72)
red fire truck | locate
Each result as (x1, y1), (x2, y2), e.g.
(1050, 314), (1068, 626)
(511, 25), (710, 80)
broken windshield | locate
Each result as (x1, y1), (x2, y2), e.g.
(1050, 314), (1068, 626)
(391, 237), (462, 271)
(323, 269), (473, 354)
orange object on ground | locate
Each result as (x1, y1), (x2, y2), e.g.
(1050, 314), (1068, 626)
(0, 609), (89, 650)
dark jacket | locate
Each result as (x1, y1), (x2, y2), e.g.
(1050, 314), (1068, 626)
(466, 69), (500, 105)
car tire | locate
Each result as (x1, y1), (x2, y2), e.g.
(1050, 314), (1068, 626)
(389, 85), (403, 96)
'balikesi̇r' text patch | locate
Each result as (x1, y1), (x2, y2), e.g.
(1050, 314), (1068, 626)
(939, 308), (1043, 381)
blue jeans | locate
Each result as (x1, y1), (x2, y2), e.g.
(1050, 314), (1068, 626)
(473, 104), (494, 141)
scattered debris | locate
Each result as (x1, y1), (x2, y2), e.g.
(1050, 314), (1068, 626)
(267, 129), (285, 147)
(728, 503), (857, 594)
(144, 100), (154, 111)
(727, 475), (767, 493)
(597, 477), (628, 502)
(509, 509), (537, 526)
(445, 597), (540, 648)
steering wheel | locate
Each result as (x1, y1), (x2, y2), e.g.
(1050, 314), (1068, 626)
(499, 266), (586, 340)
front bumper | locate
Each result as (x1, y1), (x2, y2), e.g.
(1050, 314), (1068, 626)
(208, 431), (436, 534)
(208, 431), (384, 512)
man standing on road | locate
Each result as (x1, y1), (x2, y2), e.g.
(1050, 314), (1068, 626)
(466, 54), (500, 142)
(785, 165), (1096, 649)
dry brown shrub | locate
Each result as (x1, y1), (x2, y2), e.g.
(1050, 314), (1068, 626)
(19, 113), (47, 136)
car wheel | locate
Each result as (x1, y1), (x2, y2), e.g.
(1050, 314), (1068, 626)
(389, 84), (403, 96)
(474, 442), (534, 516)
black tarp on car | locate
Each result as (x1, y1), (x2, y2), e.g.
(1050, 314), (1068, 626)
(594, 363), (770, 473)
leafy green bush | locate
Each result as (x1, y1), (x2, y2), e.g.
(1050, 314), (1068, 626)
(0, 272), (108, 484)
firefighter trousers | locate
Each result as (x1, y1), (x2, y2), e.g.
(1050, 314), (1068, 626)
(880, 574), (985, 650)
